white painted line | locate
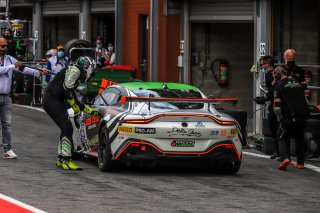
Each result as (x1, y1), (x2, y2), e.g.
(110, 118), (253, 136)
(0, 193), (47, 213)
(243, 151), (270, 159)
(304, 164), (320, 173)
(243, 151), (320, 173)
(14, 104), (45, 113)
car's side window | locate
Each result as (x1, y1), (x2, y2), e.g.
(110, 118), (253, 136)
(92, 96), (104, 106)
(101, 88), (121, 106)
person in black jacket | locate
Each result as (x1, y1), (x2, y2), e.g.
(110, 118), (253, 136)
(42, 56), (99, 170)
(273, 66), (309, 170)
(254, 56), (280, 159)
(283, 49), (307, 89)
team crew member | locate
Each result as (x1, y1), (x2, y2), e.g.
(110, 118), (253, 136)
(0, 37), (48, 158)
(273, 66), (309, 170)
(260, 56), (280, 159)
(42, 56), (99, 170)
(283, 49), (307, 89)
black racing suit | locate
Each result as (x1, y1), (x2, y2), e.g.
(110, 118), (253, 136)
(42, 66), (97, 159)
(274, 77), (309, 164)
(265, 71), (279, 156)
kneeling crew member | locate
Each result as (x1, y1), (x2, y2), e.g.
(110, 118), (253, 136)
(42, 56), (99, 170)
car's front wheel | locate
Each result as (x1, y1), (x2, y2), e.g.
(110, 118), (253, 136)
(98, 126), (118, 172)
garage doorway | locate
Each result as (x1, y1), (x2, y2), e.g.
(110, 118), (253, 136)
(191, 23), (254, 115)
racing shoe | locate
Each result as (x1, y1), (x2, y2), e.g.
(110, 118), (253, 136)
(56, 158), (63, 167)
(294, 163), (305, 169)
(61, 159), (83, 170)
(279, 158), (291, 171)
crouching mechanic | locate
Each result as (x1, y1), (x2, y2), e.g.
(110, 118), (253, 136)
(42, 56), (99, 170)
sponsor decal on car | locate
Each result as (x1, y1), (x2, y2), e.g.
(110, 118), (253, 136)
(171, 140), (195, 147)
(167, 127), (202, 138)
(118, 126), (134, 133)
(230, 128), (238, 136)
(220, 129), (227, 136)
(195, 121), (205, 128)
(135, 127), (156, 134)
(85, 116), (100, 126)
(210, 130), (220, 135)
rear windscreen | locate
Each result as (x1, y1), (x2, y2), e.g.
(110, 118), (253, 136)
(133, 89), (204, 109)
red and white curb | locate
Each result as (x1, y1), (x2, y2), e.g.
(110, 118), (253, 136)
(243, 151), (320, 173)
(0, 193), (46, 213)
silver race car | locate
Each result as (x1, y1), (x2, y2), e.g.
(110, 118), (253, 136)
(70, 82), (242, 173)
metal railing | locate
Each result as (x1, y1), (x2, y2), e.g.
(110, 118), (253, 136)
(24, 62), (48, 106)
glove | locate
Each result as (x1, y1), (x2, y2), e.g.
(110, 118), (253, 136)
(253, 96), (266, 105)
(83, 105), (100, 116)
(67, 98), (80, 114)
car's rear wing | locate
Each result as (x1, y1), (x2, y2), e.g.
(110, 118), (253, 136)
(120, 96), (238, 107)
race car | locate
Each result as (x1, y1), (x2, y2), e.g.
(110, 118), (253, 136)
(70, 82), (242, 173)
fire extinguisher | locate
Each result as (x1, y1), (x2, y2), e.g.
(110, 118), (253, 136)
(304, 69), (312, 100)
(211, 59), (229, 86)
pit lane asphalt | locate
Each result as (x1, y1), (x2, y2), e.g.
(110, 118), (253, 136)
(0, 105), (319, 213)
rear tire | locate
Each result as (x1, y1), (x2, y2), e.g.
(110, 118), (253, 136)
(305, 132), (320, 158)
(98, 126), (119, 172)
(224, 159), (241, 174)
(64, 39), (93, 61)
(262, 136), (275, 155)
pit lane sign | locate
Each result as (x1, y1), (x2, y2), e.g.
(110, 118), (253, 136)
(260, 43), (266, 56)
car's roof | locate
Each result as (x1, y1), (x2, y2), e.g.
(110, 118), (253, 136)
(119, 82), (200, 92)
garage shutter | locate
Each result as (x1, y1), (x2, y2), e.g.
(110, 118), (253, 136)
(90, 0), (115, 13)
(42, 0), (80, 15)
(189, 0), (254, 22)
(9, 0), (33, 7)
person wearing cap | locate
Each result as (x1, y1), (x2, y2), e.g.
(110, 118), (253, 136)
(46, 45), (70, 82)
(273, 66), (310, 171)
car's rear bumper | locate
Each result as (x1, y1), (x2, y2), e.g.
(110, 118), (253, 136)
(113, 139), (241, 163)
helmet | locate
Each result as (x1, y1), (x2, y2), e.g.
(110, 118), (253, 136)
(74, 56), (97, 82)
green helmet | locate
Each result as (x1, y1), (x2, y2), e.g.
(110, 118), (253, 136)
(74, 56), (97, 81)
